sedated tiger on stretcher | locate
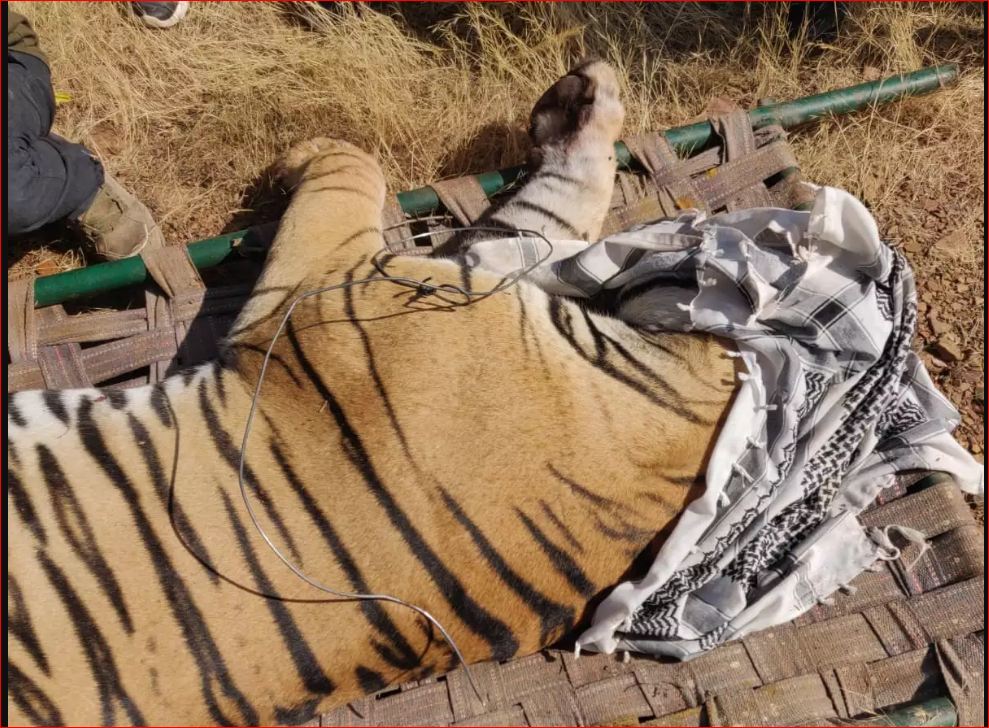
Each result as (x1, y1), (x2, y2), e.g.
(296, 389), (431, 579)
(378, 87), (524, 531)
(6, 61), (738, 726)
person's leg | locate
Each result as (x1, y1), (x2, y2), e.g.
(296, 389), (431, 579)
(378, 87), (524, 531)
(130, 2), (189, 29)
(7, 50), (164, 256)
(7, 52), (104, 235)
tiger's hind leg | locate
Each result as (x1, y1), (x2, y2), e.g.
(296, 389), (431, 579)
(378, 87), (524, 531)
(229, 138), (388, 341)
(438, 59), (625, 256)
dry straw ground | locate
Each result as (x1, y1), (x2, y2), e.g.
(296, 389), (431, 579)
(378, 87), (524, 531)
(6, 1), (985, 455)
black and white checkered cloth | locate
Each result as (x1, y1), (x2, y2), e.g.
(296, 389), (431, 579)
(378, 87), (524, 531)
(468, 186), (983, 659)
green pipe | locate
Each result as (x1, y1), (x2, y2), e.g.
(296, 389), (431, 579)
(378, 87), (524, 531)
(32, 64), (957, 308)
(395, 64), (956, 213)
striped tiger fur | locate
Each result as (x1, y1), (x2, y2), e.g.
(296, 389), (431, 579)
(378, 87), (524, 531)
(6, 61), (737, 726)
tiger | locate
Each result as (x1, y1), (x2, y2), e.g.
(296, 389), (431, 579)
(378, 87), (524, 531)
(6, 60), (737, 726)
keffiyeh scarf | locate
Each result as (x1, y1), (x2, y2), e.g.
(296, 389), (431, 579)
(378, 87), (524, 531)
(466, 186), (983, 659)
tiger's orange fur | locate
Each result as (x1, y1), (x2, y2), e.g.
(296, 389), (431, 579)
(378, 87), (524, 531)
(6, 61), (736, 726)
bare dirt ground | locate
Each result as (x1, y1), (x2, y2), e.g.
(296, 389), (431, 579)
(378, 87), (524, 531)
(7, 2), (985, 459)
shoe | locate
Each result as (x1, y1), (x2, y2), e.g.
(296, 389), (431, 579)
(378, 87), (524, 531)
(76, 172), (165, 259)
(131, 2), (189, 29)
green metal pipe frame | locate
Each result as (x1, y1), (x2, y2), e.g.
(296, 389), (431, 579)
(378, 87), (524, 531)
(31, 64), (958, 308)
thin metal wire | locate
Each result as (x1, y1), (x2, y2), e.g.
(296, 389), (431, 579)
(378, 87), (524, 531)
(237, 226), (554, 705)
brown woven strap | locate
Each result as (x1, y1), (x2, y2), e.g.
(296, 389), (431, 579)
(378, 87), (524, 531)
(936, 633), (985, 726)
(35, 307), (93, 389)
(6, 277), (37, 363)
(142, 245), (204, 299)
(140, 245), (209, 381)
(430, 176), (491, 227)
(84, 329), (179, 384)
(624, 132), (706, 215)
(711, 110), (759, 161)
(381, 197), (418, 255)
(600, 173), (667, 238)
(695, 139), (798, 214)
(37, 343), (90, 389)
(40, 308), (151, 345)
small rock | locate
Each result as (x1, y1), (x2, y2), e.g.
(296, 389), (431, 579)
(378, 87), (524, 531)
(928, 311), (951, 338)
(924, 354), (948, 372)
(935, 228), (970, 259)
(904, 240), (924, 254)
(930, 335), (964, 364)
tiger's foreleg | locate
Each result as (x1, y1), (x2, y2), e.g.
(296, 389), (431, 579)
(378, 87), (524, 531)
(228, 138), (389, 342)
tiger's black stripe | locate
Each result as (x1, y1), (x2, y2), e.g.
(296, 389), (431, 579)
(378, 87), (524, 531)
(196, 378), (303, 563)
(268, 439), (420, 670)
(8, 576), (51, 676)
(592, 513), (654, 543)
(286, 323), (520, 660)
(218, 489), (336, 697)
(342, 264), (413, 458)
(8, 395), (27, 426)
(515, 291), (550, 370)
(583, 308), (706, 409)
(75, 398), (259, 726)
(355, 666), (387, 694)
(441, 489), (574, 643)
(213, 361), (228, 408)
(548, 298), (707, 424)
(538, 500), (584, 553)
(298, 185), (382, 204)
(125, 412), (219, 583)
(106, 389), (128, 410)
(36, 550), (146, 725)
(7, 662), (63, 726)
(36, 444), (134, 633)
(517, 510), (595, 598)
(500, 199), (582, 238)
(334, 226), (382, 251)
(548, 464), (626, 511)
(274, 698), (321, 726)
(149, 386), (174, 428)
(529, 170), (587, 189)
(7, 468), (47, 544)
(41, 390), (69, 425)
(594, 322), (723, 413)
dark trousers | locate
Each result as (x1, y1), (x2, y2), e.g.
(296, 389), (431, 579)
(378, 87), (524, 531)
(7, 51), (104, 235)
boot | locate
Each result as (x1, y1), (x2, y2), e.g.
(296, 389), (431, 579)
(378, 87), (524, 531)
(131, 2), (189, 29)
(76, 172), (165, 259)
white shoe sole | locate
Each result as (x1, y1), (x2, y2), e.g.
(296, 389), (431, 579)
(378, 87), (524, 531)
(137, 1), (189, 29)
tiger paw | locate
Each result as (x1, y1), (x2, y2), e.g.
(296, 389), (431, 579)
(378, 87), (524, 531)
(528, 59), (625, 157)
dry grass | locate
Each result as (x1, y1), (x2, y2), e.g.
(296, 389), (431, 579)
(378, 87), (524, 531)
(6, 1), (985, 453)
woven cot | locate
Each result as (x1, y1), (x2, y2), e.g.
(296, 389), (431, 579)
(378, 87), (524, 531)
(5, 111), (984, 726)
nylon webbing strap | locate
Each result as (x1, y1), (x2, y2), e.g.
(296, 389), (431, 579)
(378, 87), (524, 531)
(382, 197), (427, 255)
(141, 245), (208, 381)
(623, 132), (706, 215)
(694, 140), (798, 211)
(6, 277), (37, 364)
(430, 176), (491, 228)
(37, 343), (90, 389)
(40, 309), (150, 345)
(712, 112), (780, 210)
(936, 633), (985, 726)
